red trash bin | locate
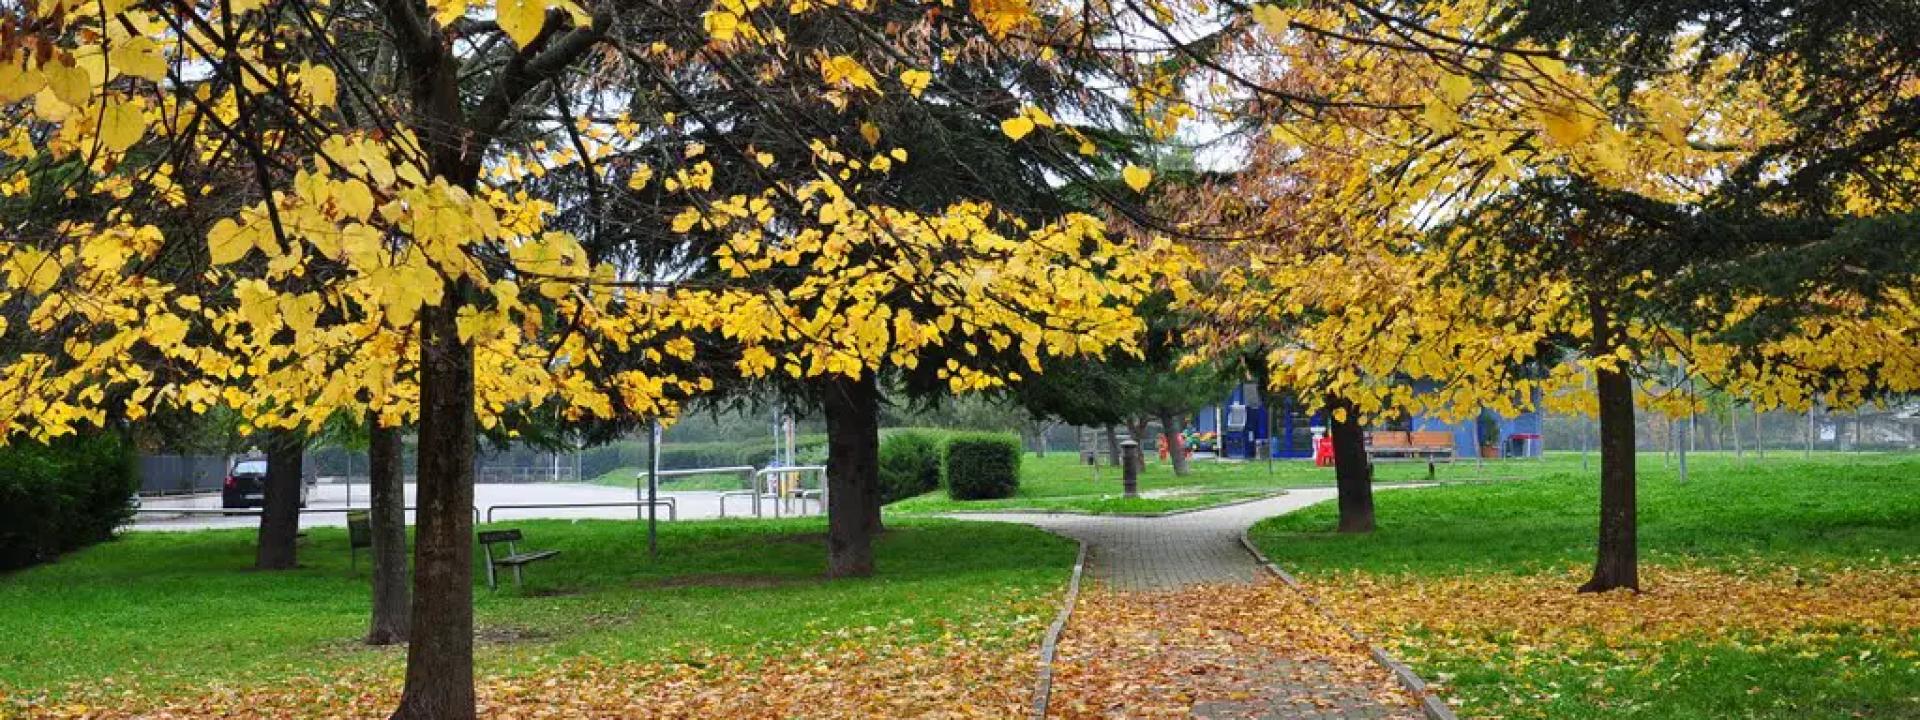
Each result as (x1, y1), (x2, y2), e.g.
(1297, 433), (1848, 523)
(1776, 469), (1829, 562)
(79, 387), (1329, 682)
(1313, 436), (1335, 467)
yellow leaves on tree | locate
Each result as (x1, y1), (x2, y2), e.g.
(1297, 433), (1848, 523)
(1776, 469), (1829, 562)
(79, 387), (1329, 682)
(971, 0), (1034, 38)
(497, 0), (552, 49)
(820, 54), (878, 94)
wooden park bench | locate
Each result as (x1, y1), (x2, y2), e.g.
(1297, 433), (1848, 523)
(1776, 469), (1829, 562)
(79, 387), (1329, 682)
(1365, 430), (1456, 463)
(478, 529), (559, 590)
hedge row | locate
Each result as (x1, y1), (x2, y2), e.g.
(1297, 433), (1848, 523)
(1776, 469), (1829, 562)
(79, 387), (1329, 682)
(877, 430), (945, 504)
(942, 432), (1022, 501)
(0, 433), (138, 572)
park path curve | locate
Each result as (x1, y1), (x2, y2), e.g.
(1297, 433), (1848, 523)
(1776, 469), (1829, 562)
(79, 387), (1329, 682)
(954, 489), (1339, 589)
(952, 489), (1433, 720)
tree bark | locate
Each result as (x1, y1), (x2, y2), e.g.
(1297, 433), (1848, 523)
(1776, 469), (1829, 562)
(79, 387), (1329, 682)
(1327, 394), (1375, 534)
(255, 430), (304, 570)
(1580, 297), (1639, 594)
(365, 422), (410, 646)
(822, 373), (880, 578)
(392, 296), (477, 720)
(1157, 411), (1190, 476)
(1104, 425), (1122, 467)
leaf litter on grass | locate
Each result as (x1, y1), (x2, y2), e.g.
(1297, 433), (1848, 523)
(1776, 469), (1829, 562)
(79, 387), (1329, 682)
(9, 616), (1044, 719)
(1048, 582), (1427, 719)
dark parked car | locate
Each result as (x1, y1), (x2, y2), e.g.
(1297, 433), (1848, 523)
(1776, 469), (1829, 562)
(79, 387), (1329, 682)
(221, 458), (310, 509)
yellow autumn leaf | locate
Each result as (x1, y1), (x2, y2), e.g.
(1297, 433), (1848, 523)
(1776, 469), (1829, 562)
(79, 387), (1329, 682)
(1538, 105), (1598, 147)
(206, 217), (255, 265)
(0, 58), (46, 104)
(5, 247), (60, 294)
(497, 0), (549, 49)
(1250, 4), (1290, 36)
(1122, 164), (1151, 192)
(1437, 72), (1472, 106)
(820, 55), (878, 92)
(301, 64), (338, 106)
(109, 38), (168, 82)
(430, 0), (469, 25)
(704, 10), (739, 42)
(1001, 115), (1035, 141)
(44, 60), (91, 108)
(98, 99), (144, 152)
(899, 69), (931, 97)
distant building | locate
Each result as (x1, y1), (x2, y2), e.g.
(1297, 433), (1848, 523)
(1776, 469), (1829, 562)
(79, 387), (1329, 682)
(1193, 382), (1545, 460)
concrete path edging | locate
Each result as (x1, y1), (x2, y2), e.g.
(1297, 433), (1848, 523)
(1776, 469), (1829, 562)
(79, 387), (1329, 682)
(1237, 531), (1458, 720)
(1031, 539), (1088, 720)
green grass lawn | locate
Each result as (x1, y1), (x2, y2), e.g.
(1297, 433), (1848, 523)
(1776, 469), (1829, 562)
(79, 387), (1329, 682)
(888, 448), (1554, 515)
(1249, 451), (1920, 719)
(0, 517), (1073, 703)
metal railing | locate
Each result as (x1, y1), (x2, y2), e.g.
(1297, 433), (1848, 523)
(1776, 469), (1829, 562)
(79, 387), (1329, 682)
(726, 465), (826, 518)
(633, 465), (753, 521)
(486, 499), (676, 523)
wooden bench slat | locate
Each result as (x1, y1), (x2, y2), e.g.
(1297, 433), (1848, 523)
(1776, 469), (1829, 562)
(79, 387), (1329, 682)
(477, 529), (523, 544)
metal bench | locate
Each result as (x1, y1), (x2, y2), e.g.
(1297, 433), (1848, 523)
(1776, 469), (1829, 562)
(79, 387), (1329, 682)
(478, 529), (559, 589)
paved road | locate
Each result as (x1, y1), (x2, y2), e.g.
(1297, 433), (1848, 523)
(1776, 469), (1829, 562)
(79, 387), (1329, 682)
(130, 482), (821, 532)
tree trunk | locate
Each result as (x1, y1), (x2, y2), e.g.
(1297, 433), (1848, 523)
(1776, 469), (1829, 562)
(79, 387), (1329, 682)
(392, 296), (477, 720)
(1157, 411), (1190, 476)
(1104, 425), (1122, 467)
(1580, 297), (1639, 594)
(822, 373), (880, 578)
(1327, 394), (1375, 534)
(365, 422), (410, 646)
(255, 431), (304, 570)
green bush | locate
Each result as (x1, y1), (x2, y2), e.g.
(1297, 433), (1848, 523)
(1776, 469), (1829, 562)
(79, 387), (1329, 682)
(878, 431), (944, 504)
(944, 432), (1022, 500)
(0, 433), (137, 571)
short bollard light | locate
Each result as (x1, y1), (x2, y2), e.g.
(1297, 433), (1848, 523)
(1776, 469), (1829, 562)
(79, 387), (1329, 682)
(1120, 439), (1141, 499)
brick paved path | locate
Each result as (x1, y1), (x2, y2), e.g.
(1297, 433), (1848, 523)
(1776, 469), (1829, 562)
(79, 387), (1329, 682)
(957, 489), (1429, 719)
(960, 489), (1340, 589)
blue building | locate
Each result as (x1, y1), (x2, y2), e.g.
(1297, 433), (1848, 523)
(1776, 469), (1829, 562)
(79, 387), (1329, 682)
(1193, 382), (1545, 460)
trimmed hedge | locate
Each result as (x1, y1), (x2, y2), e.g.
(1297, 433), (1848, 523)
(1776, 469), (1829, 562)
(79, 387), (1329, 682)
(0, 433), (137, 571)
(944, 432), (1022, 500)
(878, 430), (944, 504)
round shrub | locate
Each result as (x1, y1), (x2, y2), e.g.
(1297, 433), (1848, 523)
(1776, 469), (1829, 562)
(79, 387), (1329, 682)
(878, 430), (944, 504)
(944, 432), (1022, 500)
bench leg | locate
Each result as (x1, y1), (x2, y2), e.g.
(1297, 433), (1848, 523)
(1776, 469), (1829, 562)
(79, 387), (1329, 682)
(486, 561), (498, 590)
(513, 564), (524, 588)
